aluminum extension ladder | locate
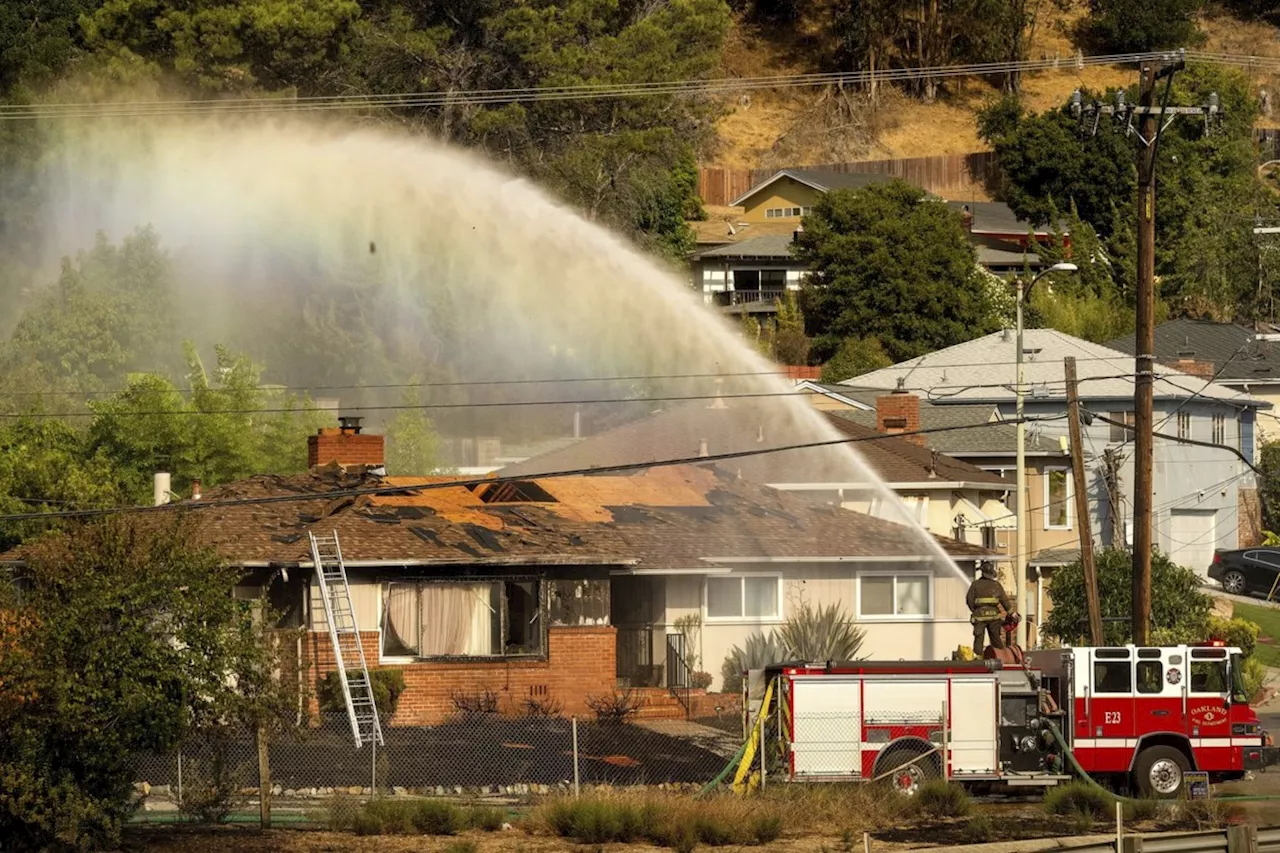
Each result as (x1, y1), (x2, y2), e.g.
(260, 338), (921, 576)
(309, 531), (384, 748)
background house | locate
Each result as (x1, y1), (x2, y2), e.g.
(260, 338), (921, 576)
(1106, 318), (1280, 442)
(689, 168), (1065, 314)
(796, 381), (1076, 644)
(844, 329), (1270, 593)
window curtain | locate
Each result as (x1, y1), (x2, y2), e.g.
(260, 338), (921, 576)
(420, 584), (493, 656)
(383, 584), (420, 656)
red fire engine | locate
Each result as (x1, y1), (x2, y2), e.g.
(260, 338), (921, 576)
(753, 641), (1278, 797)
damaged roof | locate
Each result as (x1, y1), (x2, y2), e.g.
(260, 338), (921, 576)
(3, 462), (993, 569)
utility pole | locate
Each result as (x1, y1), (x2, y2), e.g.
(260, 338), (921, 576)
(1065, 357), (1104, 646)
(1132, 60), (1158, 647)
(1071, 51), (1219, 646)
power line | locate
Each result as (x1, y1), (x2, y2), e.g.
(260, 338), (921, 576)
(0, 52), (1175, 122)
(0, 413), (1069, 524)
(0, 373), (1156, 418)
(0, 370), (789, 399)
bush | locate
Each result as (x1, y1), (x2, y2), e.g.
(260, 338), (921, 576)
(468, 806), (506, 832)
(963, 813), (994, 843)
(750, 813), (783, 844)
(1044, 782), (1115, 821)
(721, 632), (786, 695)
(691, 671), (714, 690)
(1243, 655), (1269, 703)
(1207, 616), (1260, 659)
(585, 690), (645, 724)
(318, 668), (406, 721)
(520, 696), (564, 718)
(539, 795), (787, 848)
(450, 689), (500, 716)
(1179, 798), (1242, 829)
(177, 744), (253, 824)
(1124, 798), (1160, 823)
(330, 798), (462, 836)
(914, 781), (972, 818)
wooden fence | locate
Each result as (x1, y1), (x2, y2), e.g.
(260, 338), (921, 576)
(697, 152), (1002, 207)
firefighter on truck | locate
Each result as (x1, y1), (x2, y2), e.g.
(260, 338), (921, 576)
(967, 561), (1015, 653)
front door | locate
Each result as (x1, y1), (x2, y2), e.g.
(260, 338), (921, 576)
(1133, 647), (1183, 737)
(1083, 648), (1136, 773)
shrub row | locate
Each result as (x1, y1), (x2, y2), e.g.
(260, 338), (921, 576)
(328, 797), (506, 836)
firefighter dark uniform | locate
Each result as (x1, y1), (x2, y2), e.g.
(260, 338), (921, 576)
(967, 564), (1014, 652)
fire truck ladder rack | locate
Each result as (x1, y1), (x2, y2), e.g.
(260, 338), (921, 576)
(310, 530), (384, 749)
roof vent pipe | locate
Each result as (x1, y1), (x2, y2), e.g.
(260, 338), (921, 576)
(153, 472), (171, 507)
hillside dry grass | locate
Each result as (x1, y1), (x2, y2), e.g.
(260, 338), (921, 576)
(711, 2), (1279, 166)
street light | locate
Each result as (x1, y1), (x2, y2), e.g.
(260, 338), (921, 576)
(1013, 261), (1078, 648)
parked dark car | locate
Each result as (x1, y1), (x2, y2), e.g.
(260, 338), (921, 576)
(1209, 548), (1280, 598)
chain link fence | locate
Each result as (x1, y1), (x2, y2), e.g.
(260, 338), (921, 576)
(132, 710), (741, 822)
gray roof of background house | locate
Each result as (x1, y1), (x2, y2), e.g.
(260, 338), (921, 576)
(831, 406), (1060, 456)
(945, 201), (1057, 236)
(696, 233), (799, 260)
(845, 329), (1264, 405)
(1105, 318), (1280, 385)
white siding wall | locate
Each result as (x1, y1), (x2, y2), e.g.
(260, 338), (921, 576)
(655, 566), (973, 691)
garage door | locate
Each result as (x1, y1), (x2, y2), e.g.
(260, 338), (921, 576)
(1168, 510), (1217, 581)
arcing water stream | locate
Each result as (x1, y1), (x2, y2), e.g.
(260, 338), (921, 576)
(24, 114), (963, 581)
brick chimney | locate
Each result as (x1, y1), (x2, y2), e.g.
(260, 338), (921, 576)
(1172, 358), (1216, 380)
(308, 416), (385, 470)
(876, 390), (924, 446)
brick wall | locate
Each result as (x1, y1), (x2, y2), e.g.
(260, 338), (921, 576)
(876, 392), (924, 445)
(1239, 487), (1263, 548)
(307, 428), (385, 469)
(305, 626), (617, 726)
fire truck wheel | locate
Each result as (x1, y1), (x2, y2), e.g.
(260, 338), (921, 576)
(876, 746), (940, 797)
(1134, 745), (1191, 798)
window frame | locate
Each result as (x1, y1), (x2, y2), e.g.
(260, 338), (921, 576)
(1177, 411), (1191, 442)
(1043, 467), (1073, 530)
(703, 573), (784, 624)
(1212, 413), (1226, 445)
(377, 576), (547, 663)
(856, 571), (935, 621)
(1108, 411), (1135, 442)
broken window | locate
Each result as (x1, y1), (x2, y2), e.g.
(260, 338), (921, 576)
(380, 579), (544, 659)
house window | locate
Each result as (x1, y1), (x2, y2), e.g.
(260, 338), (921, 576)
(1212, 414), (1225, 445)
(1238, 416), (1244, 450)
(1108, 411), (1135, 442)
(765, 207), (804, 219)
(380, 579), (543, 659)
(705, 575), (781, 620)
(1177, 412), (1191, 442)
(858, 573), (932, 619)
(1045, 468), (1072, 529)
(760, 269), (787, 288)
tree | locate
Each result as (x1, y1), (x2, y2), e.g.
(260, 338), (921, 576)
(819, 336), (892, 383)
(1258, 440), (1280, 534)
(1082, 0), (1203, 53)
(81, 0), (362, 94)
(385, 386), (444, 475)
(795, 181), (997, 363)
(0, 514), (298, 850)
(0, 228), (180, 394)
(1043, 548), (1212, 646)
(87, 344), (329, 501)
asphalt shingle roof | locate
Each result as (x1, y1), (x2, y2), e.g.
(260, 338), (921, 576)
(844, 329), (1262, 405)
(831, 407), (1060, 456)
(1, 464), (992, 567)
(499, 401), (1008, 487)
(696, 233), (798, 259)
(1105, 319), (1280, 385)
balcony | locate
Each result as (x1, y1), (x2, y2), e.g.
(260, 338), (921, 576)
(714, 288), (788, 312)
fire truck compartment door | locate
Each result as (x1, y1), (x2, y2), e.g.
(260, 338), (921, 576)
(950, 678), (999, 775)
(791, 679), (862, 777)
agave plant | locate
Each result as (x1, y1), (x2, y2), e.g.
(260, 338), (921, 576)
(720, 631), (787, 694)
(776, 602), (866, 663)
